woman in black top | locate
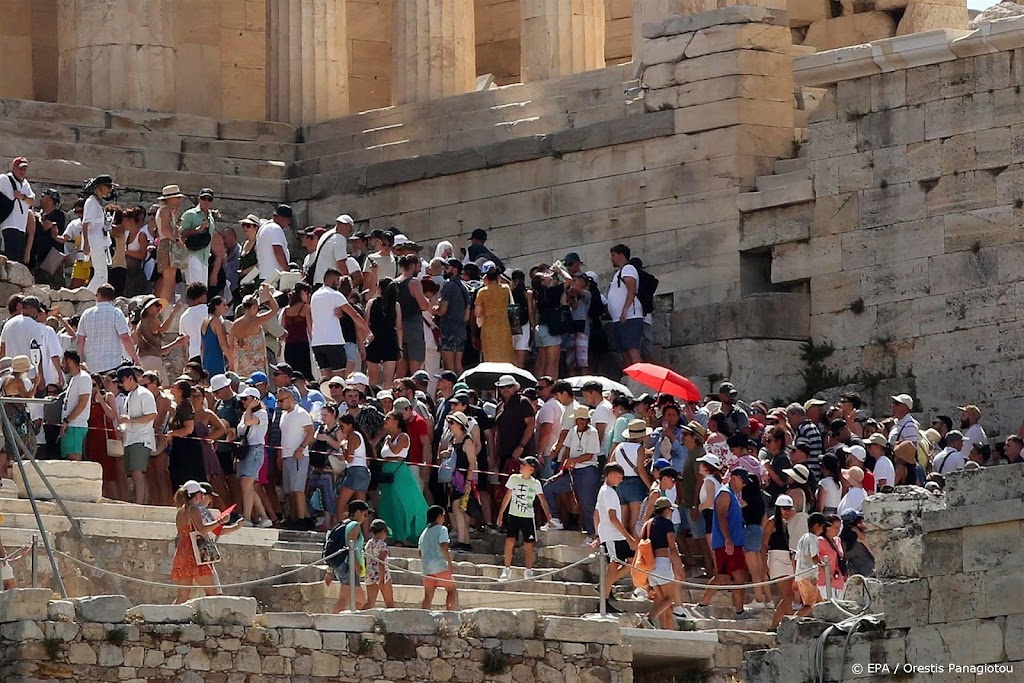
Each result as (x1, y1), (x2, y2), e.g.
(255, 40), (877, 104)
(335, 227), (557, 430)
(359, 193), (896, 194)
(642, 496), (684, 629)
(737, 471), (770, 607)
(530, 267), (568, 380)
(509, 269), (533, 368)
(365, 278), (403, 388)
(840, 511), (875, 578)
(761, 497), (797, 632)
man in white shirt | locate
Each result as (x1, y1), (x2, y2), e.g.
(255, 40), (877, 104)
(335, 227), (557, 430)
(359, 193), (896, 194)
(956, 405), (987, 461)
(540, 406), (601, 542)
(534, 377), (563, 474)
(255, 206), (292, 281)
(932, 430), (966, 474)
(888, 394), (920, 446)
(77, 284), (141, 374)
(607, 243), (644, 365)
(0, 157), (36, 263)
(31, 307), (65, 389)
(276, 385), (314, 530)
(0, 296), (47, 387)
(309, 268), (372, 378)
(581, 381), (614, 461)
(866, 432), (897, 490)
(547, 380), (581, 465)
(59, 350), (93, 461)
(594, 462), (637, 614)
(362, 231), (398, 298)
(116, 366), (157, 505)
(177, 282), (208, 360)
(308, 214), (355, 284)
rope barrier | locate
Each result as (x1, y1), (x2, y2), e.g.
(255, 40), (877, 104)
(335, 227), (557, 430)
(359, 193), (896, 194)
(377, 552), (600, 588)
(615, 556), (825, 590)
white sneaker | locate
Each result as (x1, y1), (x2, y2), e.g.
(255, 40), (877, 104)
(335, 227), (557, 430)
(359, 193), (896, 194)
(540, 519), (564, 531)
(499, 567), (512, 582)
(672, 606), (689, 619)
(748, 601), (765, 610)
(257, 518), (274, 528)
(580, 536), (594, 547)
(633, 588), (648, 600)
(524, 569), (535, 580)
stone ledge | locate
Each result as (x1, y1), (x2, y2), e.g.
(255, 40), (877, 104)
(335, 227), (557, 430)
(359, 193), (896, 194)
(669, 292), (811, 346)
(641, 6), (790, 40)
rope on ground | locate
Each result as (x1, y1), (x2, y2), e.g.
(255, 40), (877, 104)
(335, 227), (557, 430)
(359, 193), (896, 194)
(52, 546), (349, 591)
(378, 552), (600, 588)
(620, 557), (824, 590)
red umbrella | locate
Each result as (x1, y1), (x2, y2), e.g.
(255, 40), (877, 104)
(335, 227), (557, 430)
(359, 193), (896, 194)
(624, 363), (702, 403)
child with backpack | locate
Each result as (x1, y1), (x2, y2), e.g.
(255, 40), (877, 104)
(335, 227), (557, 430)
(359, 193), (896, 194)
(323, 500), (369, 612)
(363, 518), (396, 608)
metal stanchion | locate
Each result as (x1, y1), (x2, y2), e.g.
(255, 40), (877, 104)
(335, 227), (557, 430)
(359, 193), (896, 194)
(1, 405), (66, 597)
(824, 556), (833, 601)
(347, 540), (357, 613)
(598, 545), (607, 617)
(31, 535), (37, 588)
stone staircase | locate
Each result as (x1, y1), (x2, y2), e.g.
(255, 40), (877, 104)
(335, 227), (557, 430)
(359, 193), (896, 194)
(736, 148), (813, 212)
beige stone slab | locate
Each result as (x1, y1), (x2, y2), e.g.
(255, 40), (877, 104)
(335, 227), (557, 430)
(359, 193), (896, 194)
(897, 2), (969, 35)
(859, 181), (927, 228)
(772, 235), (841, 282)
(811, 191), (859, 237)
(803, 13), (897, 52)
(856, 106), (926, 151)
(684, 23), (792, 59)
(923, 91), (994, 140)
(925, 170), (997, 216)
(789, 0), (831, 28)
(674, 99), (794, 134)
(739, 202), (813, 250)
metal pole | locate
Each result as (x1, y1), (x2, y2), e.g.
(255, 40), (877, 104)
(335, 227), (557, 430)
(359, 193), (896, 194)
(347, 540), (357, 613)
(824, 556), (833, 601)
(598, 545), (607, 617)
(31, 535), (37, 588)
(1, 407), (67, 597)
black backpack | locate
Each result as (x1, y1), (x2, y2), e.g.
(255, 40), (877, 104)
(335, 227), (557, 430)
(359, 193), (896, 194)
(636, 268), (659, 316)
(323, 520), (358, 568)
(0, 174), (18, 224)
(587, 276), (608, 322)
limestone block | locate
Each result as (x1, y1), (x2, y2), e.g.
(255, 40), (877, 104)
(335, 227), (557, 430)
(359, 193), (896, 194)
(772, 236), (841, 282)
(897, 2), (969, 35)
(739, 202), (812, 250)
(685, 22), (792, 58)
(74, 595), (130, 623)
(0, 589), (51, 623)
(928, 571), (987, 623)
(6, 262), (32, 287)
(803, 13), (898, 52)
(789, 0), (831, 28)
(311, 613), (377, 632)
(844, 577), (930, 627)
(262, 612), (314, 629)
(13, 460), (103, 503)
(960, 520), (1024, 573)
(924, 91), (994, 140)
(945, 463), (1024, 507)
(522, 0), (606, 82)
(459, 608), (539, 638)
(673, 99), (794, 133)
(48, 600), (76, 622)
(543, 615), (621, 644)
(126, 604), (196, 624)
(187, 596), (257, 626)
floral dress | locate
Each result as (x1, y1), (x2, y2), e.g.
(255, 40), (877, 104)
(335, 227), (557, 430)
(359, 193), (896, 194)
(234, 332), (267, 380)
(364, 537), (391, 585)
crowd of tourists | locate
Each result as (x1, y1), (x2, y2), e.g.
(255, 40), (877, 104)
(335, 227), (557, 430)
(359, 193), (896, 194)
(0, 159), (1012, 628)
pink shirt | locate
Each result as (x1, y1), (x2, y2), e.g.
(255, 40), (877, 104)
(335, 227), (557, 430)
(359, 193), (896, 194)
(817, 536), (845, 591)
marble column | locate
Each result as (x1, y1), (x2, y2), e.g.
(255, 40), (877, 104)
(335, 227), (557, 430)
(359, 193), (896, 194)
(57, 0), (176, 112)
(520, 0), (605, 83)
(392, 0), (476, 105)
(267, 0), (350, 125)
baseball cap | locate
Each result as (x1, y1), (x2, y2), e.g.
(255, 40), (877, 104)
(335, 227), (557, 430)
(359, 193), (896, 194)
(564, 252), (583, 264)
(775, 494), (795, 508)
(435, 370), (458, 383)
(449, 393), (471, 405)
(957, 405), (981, 419)
(198, 482), (219, 496)
(181, 480), (203, 495)
(349, 231), (367, 241)
(392, 397), (412, 412)
(209, 374), (231, 392)
(335, 214), (354, 225)
(376, 390), (393, 401)
(412, 370), (430, 383)
(273, 204), (293, 219)
(696, 453), (724, 470)
(946, 429), (964, 442)
(652, 457), (673, 471)
(12, 156), (29, 169)
(291, 371), (307, 382)
(275, 385), (300, 400)
(653, 496), (677, 511)
(891, 394), (914, 409)
(452, 382), (470, 393)
(240, 387), (261, 400)
(198, 188), (215, 199)
(718, 382), (738, 397)
(348, 372), (370, 386)
(271, 363), (293, 376)
(481, 261), (497, 274)
(247, 372), (269, 385)
(847, 445), (867, 462)
(519, 456), (541, 469)
(326, 375), (347, 387)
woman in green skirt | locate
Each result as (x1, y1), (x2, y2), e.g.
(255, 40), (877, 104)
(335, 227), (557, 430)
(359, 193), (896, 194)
(377, 411), (428, 545)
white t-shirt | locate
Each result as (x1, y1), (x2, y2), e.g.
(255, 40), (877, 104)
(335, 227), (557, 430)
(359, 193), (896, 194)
(558, 400), (582, 435)
(178, 304), (206, 359)
(311, 231), (350, 284)
(62, 218), (83, 243)
(838, 487), (867, 516)
(123, 386), (158, 449)
(794, 531), (820, 575)
(591, 399), (614, 453)
(959, 424), (987, 460)
(505, 473), (543, 518)
(62, 372), (93, 428)
(38, 324), (63, 387)
(280, 405), (313, 458)
(607, 264), (643, 320)
(872, 455), (896, 489)
(255, 222), (290, 281)
(82, 196), (108, 250)
(363, 251), (398, 279)
(0, 174), (35, 231)
(0, 315), (44, 377)
(309, 286), (348, 346)
(565, 425), (600, 469)
(241, 408), (269, 445)
(597, 483), (626, 542)
(933, 447), (966, 474)
(536, 397), (564, 454)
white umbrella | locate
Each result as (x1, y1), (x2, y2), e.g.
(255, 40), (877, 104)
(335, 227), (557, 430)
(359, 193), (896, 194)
(567, 375), (634, 398)
(458, 363), (537, 390)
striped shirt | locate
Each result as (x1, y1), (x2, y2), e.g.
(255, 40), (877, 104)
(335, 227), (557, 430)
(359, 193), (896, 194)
(796, 419), (823, 477)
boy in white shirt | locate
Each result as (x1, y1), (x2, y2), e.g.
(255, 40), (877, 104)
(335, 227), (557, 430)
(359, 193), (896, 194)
(497, 456), (552, 582)
(594, 462), (638, 614)
(794, 512), (827, 616)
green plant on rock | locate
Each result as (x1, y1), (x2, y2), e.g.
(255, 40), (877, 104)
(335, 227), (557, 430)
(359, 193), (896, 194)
(355, 637), (374, 656)
(43, 636), (62, 660)
(372, 618), (387, 635)
(799, 340), (855, 399)
(457, 619), (480, 639)
(482, 650), (510, 676)
(104, 627), (127, 647)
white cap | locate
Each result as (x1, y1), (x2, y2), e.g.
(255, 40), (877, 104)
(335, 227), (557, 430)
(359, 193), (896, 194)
(210, 374), (231, 392)
(482, 261), (496, 274)
(585, 271), (599, 282)
(696, 453), (724, 470)
(240, 387), (261, 400)
(326, 375), (348, 387)
(348, 372), (370, 387)
(891, 394), (914, 409)
(847, 445), (867, 462)
(181, 480), (203, 495)
(775, 494), (795, 508)
(393, 234), (409, 246)
(376, 390), (393, 401)
(335, 214), (354, 225)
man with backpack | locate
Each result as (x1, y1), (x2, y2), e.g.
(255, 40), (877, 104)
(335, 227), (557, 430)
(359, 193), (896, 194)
(323, 500), (370, 612)
(0, 157), (36, 263)
(607, 244), (648, 366)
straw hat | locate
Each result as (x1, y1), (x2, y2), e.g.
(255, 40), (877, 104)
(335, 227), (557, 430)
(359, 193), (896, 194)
(680, 420), (707, 442)
(622, 418), (652, 440)
(157, 184), (186, 201)
(893, 440), (918, 464)
(842, 466), (865, 485)
(10, 355), (31, 374)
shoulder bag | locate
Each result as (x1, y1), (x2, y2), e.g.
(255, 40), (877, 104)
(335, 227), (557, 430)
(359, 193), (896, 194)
(189, 512), (222, 566)
(506, 286), (523, 335)
(630, 519), (655, 590)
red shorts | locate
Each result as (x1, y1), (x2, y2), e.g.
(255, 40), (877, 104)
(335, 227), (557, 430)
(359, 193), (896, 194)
(424, 570), (455, 591)
(714, 545), (749, 576)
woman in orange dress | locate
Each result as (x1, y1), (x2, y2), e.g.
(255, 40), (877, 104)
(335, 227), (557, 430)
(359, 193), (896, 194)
(473, 268), (515, 364)
(171, 480), (238, 603)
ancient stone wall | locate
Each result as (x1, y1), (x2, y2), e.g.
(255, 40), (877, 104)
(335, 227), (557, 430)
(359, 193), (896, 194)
(0, 592), (632, 683)
(744, 466), (1024, 682)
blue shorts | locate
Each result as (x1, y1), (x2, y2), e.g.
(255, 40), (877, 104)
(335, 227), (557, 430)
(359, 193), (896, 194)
(744, 524), (764, 553)
(534, 324), (562, 348)
(616, 476), (648, 505)
(237, 444), (265, 480)
(344, 342), (359, 366)
(334, 560), (362, 586)
(341, 465), (371, 492)
(613, 319), (644, 352)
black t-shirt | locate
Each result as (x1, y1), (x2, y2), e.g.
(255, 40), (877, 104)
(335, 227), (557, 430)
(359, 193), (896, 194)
(650, 515), (675, 550)
(495, 394), (536, 461)
(766, 452), (791, 500)
(741, 485), (765, 526)
(31, 209), (67, 265)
